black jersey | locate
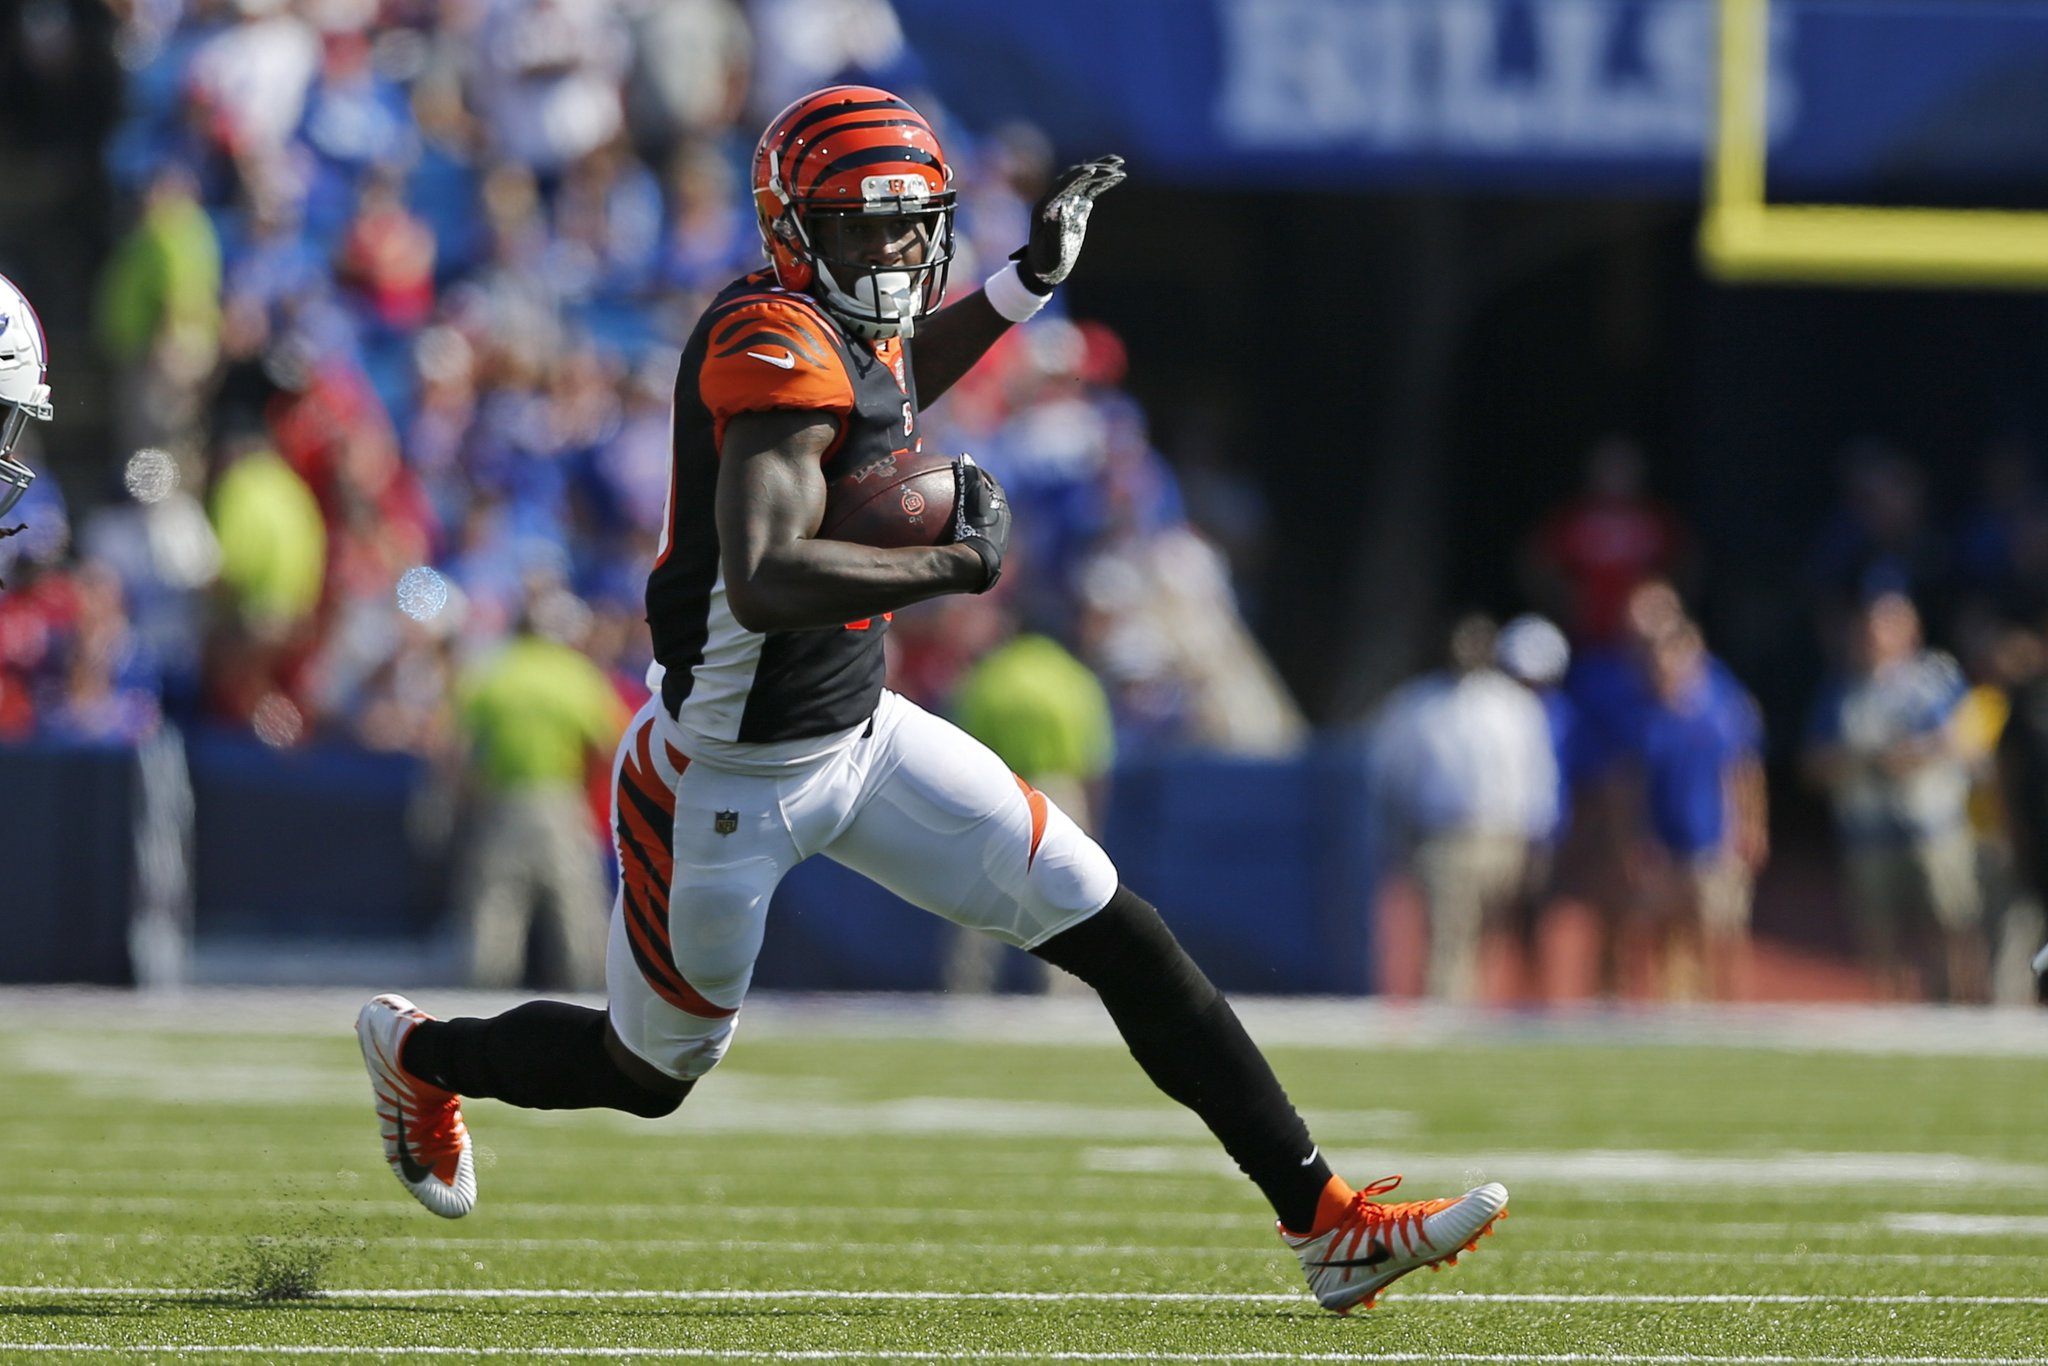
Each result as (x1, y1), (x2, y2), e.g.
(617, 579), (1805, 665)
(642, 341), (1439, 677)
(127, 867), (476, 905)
(647, 271), (924, 755)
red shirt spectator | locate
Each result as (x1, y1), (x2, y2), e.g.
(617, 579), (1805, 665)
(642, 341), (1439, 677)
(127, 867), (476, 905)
(1524, 436), (1692, 646)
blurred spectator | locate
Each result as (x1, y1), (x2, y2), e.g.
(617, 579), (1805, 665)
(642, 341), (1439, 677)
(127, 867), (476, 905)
(655, 140), (758, 296)
(451, 580), (627, 989)
(1521, 434), (1693, 649)
(184, 0), (321, 161)
(38, 561), (164, 745)
(1493, 612), (1574, 998)
(79, 446), (223, 720)
(1366, 613), (1557, 1002)
(297, 21), (420, 243)
(1807, 441), (1950, 662)
(352, 587), (462, 757)
(742, 0), (917, 128)
(1953, 433), (2048, 626)
(468, 0), (632, 177)
(947, 617), (1116, 994)
(336, 167), (438, 334)
(203, 427), (325, 730)
(1552, 577), (1687, 991)
(1803, 590), (1987, 1002)
(1993, 623), (2048, 1003)
(1623, 621), (1768, 1001)
(1954, 620), (2048, 1005)
(96, 164), (222, 453)
(620, 0), (750, 167)
(1076, 525), (1304, 757)
(0, 474), (77, 739)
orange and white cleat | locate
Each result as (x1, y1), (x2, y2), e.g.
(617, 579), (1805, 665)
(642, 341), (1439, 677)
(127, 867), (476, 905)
(1279, 1174), (1507, 1313)
(355, 993), (476, 1218)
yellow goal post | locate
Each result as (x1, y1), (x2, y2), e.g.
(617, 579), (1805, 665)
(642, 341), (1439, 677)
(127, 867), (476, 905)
(1700, 0), (2048, 289)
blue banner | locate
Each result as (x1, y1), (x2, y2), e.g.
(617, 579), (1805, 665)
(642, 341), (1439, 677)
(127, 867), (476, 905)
(894, 0), (2048, 196)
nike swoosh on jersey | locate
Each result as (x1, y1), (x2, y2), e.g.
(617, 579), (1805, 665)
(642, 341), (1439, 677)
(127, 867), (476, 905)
(745, 349), (798, 369)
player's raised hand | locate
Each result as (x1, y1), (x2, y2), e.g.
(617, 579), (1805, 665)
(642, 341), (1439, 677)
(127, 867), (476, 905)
(949, 454), (1012, 592)
(1013, 155), (1126, 294)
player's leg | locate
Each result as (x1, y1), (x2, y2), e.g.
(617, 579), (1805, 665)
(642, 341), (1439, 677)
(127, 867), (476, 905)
(1032, 887), (1506, 1310)
(356, 705), (702, 1218)
(824, 693), (1507, 1312)
(602, 727), (809, 1085)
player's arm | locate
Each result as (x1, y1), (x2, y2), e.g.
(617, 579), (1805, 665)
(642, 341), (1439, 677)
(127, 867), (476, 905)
(716, 409), (985, 633)
(908, 293), (1012, 406)
(912, 155), (1126, 405)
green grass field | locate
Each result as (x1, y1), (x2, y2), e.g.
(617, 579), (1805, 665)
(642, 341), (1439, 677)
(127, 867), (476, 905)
(2, 989), (2045, 1363)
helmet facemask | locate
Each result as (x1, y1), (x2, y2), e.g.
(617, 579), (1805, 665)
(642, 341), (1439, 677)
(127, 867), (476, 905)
(794, 196), (954, 340)
(752, 88), (958, 341)
(0, 277), (51, 522)
(0, 394), (46, 521)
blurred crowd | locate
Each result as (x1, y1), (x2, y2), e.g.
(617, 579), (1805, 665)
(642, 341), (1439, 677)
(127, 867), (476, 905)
(0, 0), (1293, 773)
(7, 4), (2048, 1001)
(1367, 434), (2048, 1006)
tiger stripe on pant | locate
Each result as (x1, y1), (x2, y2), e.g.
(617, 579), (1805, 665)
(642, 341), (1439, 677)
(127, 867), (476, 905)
(611, 709), (734, 1020)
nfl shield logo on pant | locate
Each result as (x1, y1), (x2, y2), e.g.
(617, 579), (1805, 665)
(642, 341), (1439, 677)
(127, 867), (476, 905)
(714, 810), (739, 836)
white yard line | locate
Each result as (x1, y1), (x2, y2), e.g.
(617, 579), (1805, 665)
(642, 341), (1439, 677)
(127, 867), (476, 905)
(1, 1233), (2039, 1266)
(1, 1346), (2044, 1363)
(5, 1287), (2047, 1307)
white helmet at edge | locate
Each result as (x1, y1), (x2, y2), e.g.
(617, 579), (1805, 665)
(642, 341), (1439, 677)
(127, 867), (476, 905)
(0, 272), (52, 522)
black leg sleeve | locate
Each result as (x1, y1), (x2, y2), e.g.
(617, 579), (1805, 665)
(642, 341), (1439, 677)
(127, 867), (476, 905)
(1032, 885), (1334, 1232)
(401, 1000), (688, 1119)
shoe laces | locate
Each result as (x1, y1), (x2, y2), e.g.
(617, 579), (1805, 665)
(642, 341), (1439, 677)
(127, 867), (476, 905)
(1326, 1175), (1454, 1260)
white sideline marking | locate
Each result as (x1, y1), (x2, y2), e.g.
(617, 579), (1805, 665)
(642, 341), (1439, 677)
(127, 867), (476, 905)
(0, 1351), (2042, 1366)
(6, 1287), (2048, 1307)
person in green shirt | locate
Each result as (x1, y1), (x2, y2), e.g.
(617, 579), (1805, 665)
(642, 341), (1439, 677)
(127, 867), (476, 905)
(453, 585), (630, 990)
(96, 164), (221, 453)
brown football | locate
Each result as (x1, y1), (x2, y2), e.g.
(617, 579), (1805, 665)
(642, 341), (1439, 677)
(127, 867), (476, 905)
(818, 450), (956, 548)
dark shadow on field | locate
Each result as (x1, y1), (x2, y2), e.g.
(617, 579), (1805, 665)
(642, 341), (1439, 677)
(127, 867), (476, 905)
(0, 1303), (157, 1318)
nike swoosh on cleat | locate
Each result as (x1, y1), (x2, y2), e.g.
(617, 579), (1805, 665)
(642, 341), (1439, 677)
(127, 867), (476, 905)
(746, 349), (797, 369)
(392, 1100), (434, 1185)
(1312, 1240), (1396, 1269)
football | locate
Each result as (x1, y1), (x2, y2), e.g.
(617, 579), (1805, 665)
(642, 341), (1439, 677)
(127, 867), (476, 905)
(818, 450), (956, 548)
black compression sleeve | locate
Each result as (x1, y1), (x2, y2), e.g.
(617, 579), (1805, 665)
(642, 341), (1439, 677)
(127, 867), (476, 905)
(401, 1000), (688, 1119)
(1031, 886), (1334, 1232)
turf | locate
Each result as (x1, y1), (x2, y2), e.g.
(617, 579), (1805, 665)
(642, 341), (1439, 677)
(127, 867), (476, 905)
(1, 991), (2045, 1363)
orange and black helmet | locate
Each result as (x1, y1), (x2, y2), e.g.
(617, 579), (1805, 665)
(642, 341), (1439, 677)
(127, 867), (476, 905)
(751, 85), (956, 339)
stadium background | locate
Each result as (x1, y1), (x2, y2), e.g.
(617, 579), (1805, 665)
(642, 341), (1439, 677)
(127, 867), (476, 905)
(4, 0), (2048, 999)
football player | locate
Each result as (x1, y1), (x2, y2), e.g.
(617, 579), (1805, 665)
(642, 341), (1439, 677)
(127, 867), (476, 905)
(0, 271), (51, 526)
(355, 86), (1506, 1314)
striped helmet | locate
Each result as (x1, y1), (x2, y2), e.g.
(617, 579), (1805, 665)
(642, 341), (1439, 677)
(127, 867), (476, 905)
(0, 272), (50, 521)
(751, 85), (956, 339)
